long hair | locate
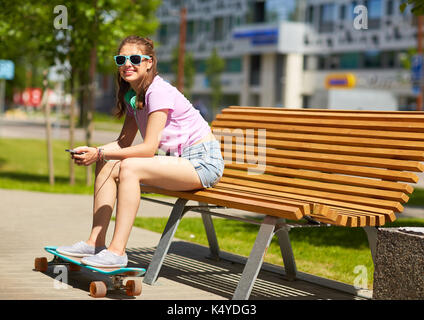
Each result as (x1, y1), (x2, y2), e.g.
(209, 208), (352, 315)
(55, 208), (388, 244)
(115, 35), (158, 118)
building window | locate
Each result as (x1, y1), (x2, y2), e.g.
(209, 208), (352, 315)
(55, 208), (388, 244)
(382, 51), (396, 68)
(158, 24), (168, 45)
(158, 62), (172, 74)
(329, 55), (340, 69)
(275, 54), (284, 106)
(252, 1), (265, 23)
(340, 52), (360, 69)
(339, 4), (346, 20)
(187, 21), (195, 43)
(302, 95), (311, 109)
(306, 5), (314, 24)
(366, 0), (382, 18)
(319, 4), (335, 33)
(363, 50), (382, 68)
(386, 0), (394, 15)
(350, 1), (357, 20)
(225, 58), (242, 73)
(195, 60), (206, 73)
(213, 17), (224, 41)
(365, 0), (381, 29)
(249, 55), (261, 86)
(318, 55), (326, 70)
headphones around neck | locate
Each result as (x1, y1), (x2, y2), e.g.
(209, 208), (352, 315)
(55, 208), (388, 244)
(124, 89), (137, 111)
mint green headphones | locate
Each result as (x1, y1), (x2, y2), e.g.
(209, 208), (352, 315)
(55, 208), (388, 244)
(125, 89), (137, 111)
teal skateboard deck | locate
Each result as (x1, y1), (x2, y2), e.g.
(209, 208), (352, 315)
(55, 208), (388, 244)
(35, 246), (146, 297)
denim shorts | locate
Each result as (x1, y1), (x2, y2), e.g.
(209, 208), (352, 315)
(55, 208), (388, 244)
(181, 140), (225, 188)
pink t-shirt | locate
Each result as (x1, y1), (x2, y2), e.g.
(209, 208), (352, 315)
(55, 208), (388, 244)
(126, 75), (211, 156)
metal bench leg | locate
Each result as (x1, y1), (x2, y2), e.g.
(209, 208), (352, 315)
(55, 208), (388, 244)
(199, 202), (221, 261)
(143, 198), (188, 285)
(275, 219), (297, 281)
(363, 226), (378, 263)
(233, 215), (277, 300)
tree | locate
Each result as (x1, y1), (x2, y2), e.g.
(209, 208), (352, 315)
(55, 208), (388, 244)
(55, 0), (160, 185)
(0, 0), (161, 185)
(400, 0), (424, 15)
(205, 48), (225, 116)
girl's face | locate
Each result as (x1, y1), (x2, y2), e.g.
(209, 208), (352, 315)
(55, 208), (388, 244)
(118, 43), (152, 85)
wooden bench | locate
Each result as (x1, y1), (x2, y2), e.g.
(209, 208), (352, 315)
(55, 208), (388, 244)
(140, 106), (424, 299)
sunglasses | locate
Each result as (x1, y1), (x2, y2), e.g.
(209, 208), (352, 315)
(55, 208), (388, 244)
(114, 54), (151, 66)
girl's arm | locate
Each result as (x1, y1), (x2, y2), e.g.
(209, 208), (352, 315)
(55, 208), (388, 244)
(100, 113), (139, 151)
(103, 109), (168, 160)
(73, 109), (168, 165)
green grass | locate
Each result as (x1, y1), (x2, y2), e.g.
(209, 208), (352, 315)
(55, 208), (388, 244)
(406, 187), (424, 206)
(133, 217), (424, 289)
(0, 137), (174, 197)
(0, 138), (95, 194)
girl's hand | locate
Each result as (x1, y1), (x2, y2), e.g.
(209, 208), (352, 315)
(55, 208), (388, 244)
(72, 146), (99, 166)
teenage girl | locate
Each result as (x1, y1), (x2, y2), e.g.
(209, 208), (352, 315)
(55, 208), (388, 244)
(57, 36), (224, 267)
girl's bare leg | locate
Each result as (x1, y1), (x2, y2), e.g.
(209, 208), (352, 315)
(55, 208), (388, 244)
(86, 160), (121, 248)
(107, 156), (203, 255)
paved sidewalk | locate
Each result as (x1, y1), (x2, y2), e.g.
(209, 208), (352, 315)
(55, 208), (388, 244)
(0, 188), (365, 300)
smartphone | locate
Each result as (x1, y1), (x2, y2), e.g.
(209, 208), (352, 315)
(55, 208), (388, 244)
(65, 149), (84, 155)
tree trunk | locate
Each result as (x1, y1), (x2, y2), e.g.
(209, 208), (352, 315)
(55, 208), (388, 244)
(85, 45), (97, 186)
(69, 71), (76, 185)
(42, 70), (54, 185)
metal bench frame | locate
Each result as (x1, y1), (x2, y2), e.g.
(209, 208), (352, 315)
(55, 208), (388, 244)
(141, 196), (376, 300)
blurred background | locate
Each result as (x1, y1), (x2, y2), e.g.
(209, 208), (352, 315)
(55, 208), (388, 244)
(1, 0), (423, 122)
(1, 0), (424, 190)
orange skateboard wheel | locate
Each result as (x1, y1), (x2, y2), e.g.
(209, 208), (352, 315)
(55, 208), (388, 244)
(125, 279), (142, 296)
(34, 257), (48, 272)
(89, 281), (107, 298)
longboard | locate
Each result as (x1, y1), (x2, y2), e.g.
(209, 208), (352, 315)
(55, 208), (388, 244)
(34, 246), (146, 298)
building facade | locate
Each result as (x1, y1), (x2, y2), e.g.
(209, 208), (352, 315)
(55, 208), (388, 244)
(154, 0), (417, 113)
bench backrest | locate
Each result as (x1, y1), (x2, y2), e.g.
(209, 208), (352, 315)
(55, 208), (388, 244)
(211, 106), (424, 227)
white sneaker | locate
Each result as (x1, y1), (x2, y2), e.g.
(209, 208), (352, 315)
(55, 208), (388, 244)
(81, 249), (128, 268)
(56, 241), (106, 258)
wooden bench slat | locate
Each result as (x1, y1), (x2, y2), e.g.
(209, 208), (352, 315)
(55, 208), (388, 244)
(233, 137), (424, 161)
(311, 204), (338, 222)
(228, 106), (424, 116)
(216, 181), (396, 217)
(223, 168), (409, 203)
(223, 153), (418, 183)
(218, 176), (403, 212)
(203, 187), (311, 215)
(337, 209), (387, 226)
(139, 185), (304, 220)
(225, 163), (413, 194)
(212, 121), (424, 141)
(223, 108), (424, 121)
(215, 129), (424, 151)
(314, 205), (390, 227)
(216, 114), (424, 132)
(222, 147), (424, 172)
